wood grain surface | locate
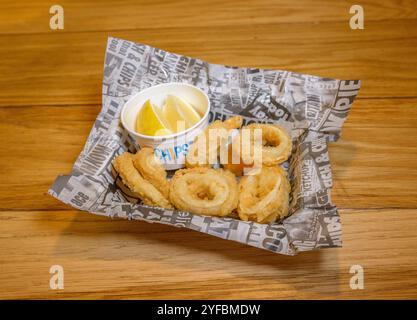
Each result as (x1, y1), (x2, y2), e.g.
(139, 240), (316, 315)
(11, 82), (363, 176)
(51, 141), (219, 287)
(0, 0), (416, 299)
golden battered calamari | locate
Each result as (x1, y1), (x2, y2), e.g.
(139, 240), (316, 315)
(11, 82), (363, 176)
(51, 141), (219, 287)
(185, 115), (243, 168)
(169, 167), (238, 217)
(133, 147), (170, 199)
(113, 152), (172, 209)
(223, 123), (292, 176)
(238, 166), (290, 224)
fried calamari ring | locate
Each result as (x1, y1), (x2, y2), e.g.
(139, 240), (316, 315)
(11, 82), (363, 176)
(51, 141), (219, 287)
(169, 167), (238, 216)
(238, 166), (290, 224)
(113, 152), (172, 209)
(133, 147), (170, 199)
(223, 123), (292, 175)
(185, 116), (243, 168)
(246, 123), (292, 165)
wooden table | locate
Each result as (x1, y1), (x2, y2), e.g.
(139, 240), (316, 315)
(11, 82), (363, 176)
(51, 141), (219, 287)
(1, 0), (416, 299)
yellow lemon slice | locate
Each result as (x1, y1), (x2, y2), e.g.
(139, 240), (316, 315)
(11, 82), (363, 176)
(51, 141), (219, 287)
(154, 128), (174, 136)
(135, 99), (172, 136)
(168, 95), (202, 130)
(163, 95), (187, 133)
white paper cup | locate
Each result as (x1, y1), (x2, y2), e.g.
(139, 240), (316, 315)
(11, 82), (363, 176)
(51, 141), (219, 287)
(121, 83), (210, 170)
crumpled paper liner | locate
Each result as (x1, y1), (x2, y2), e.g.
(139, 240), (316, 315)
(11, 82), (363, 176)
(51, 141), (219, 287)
(49, 37), (360, 255)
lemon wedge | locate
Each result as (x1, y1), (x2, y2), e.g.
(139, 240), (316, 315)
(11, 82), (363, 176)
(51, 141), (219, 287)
(162, 95), (187, 133)
(165, 95), (201, 131)
(135, 99), (172, 136)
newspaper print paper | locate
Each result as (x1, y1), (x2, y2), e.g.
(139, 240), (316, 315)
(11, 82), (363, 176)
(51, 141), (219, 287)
(49, 37), (360, 255)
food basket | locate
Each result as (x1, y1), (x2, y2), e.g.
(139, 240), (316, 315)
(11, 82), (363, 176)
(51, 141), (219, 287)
(49, 37), (360, 255)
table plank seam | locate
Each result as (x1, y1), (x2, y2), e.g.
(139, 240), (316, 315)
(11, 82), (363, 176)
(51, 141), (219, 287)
(1, 17), (417, 36)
